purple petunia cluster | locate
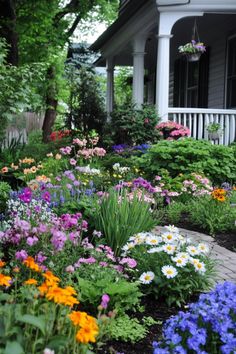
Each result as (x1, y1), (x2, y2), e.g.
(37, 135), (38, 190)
(153, 282), (236, 354)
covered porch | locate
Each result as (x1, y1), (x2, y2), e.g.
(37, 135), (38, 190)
(90, 0), (236, 145)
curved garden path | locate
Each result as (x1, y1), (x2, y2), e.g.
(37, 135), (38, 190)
(156, 227), (236, 284)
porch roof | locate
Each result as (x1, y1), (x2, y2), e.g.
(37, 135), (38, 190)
(90, 0), (146, 51)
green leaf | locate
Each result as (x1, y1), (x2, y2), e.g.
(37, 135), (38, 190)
(17, 315), (46, 335)
(47, 335), (69, 349)
(4, 341), (24, 354)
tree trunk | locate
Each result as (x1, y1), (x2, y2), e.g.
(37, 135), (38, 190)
(0, 0), (19, 65)
(42, 65), (58, 143)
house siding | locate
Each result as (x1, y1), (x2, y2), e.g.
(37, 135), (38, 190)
(169, 14), (236, 109)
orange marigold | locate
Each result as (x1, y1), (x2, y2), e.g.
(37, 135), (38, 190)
(0, 273), (12, 287)
(42, 271), (60, 285)
(69, 311), (89, 327)
(45, 285), (79, 307)
(0, 260), (6, 268)
(24, 278), (38, 285)
(23, 256), (41, 272)
(75, 324), (99, 344)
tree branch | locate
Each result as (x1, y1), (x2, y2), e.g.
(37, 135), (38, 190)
(54, 0), (81, 24)
(66, 14), (82, 38)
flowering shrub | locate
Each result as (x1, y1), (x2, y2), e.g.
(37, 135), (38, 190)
(50, 129), (71, 141)
(153, 281), (236, 354)
(155, 121), (190, 140)
(153, 172), (213, 204)
(122, 225), (215, 305)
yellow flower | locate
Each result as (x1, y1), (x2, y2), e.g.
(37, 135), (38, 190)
(0, 273), (11, 287)
(55, 154), (62, 160)
(30, 166), (37, 173)
(46, 153), (53, 157)
(24, 278), (38, 285)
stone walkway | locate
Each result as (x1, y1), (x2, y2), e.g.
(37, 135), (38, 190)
(157, 227), (236, 283)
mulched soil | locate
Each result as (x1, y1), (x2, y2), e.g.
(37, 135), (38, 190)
(102, 294), (198, 354)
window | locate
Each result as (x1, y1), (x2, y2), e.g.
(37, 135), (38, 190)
(226, 35), (236, 108)
(174, 51), (209, 108)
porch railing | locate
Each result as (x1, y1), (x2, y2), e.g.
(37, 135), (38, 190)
(168, 108), (236, 146)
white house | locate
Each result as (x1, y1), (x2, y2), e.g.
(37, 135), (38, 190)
(90, 0), (236, 145)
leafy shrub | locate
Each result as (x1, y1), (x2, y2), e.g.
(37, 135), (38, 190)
(105, 103), (160, 145)
(187, 195), (236, 235)
(0, 182), (11, 212)
(74, 266), (142, 314)
(93, 189), (156, 256)
(135, 138), (236, 185)
(124, 226), (216, 306)
(164, 201), (187, 225)
(109, 315), (156, 343)
(153, 282), (236, 354)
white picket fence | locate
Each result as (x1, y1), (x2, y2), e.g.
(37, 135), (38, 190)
(168, 108), (236, 145)
(2, 112), (44, 149)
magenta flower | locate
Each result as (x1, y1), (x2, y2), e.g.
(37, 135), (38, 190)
(100, 294), (110, 309)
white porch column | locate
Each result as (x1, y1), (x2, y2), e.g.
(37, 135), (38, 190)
(156, 33), (172, 121)
(132, 36), (147, 108)
(155, 10), (204, 121)
(106, 57), (114, 120)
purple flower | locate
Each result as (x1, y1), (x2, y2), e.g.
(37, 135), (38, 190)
(100, 294), (110, 309)
(26, 236), (39, 246)
(15, 250), (28, 260)
(19, 187), (32, 203)
(42, 191), (51, 203)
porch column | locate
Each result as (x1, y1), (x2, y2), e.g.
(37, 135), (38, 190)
(132, 36), (147, 107)
(155, 10), (204, 121)
(106, 57), (114, 120)
(156, 33), (172, 121)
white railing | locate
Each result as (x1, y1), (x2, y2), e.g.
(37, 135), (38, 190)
(168, 108), (236, 146)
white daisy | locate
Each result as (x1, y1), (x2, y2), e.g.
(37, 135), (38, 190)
(162, 232), (176, 244)
(197, 243), (209, 254)
(172, 256), (188, 267)
(186, 245), (200, 256)
(122, 242), (135, 253)
(147, 246), (163, 253)
(139, 271), (155, 284)
(162, 265), (178, 279)
(146, 235), (161, 246)
(176, 252), (190, 260)
(163, 244), (176, 255)
(164, 225), (179, 234)
(194, 261), (206, 273)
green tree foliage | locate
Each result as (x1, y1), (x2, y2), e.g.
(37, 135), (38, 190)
(66, 65), (106, 134)
(0, 39), (45, 144)
(0, 0), (119, 141)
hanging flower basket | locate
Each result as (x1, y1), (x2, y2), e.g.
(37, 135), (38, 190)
(185, 52), (202, 62)
(179, 40), (206, 62)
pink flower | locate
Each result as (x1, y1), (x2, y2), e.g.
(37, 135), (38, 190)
(65, 265), (75, 273)
(70, 158), (77, 166)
